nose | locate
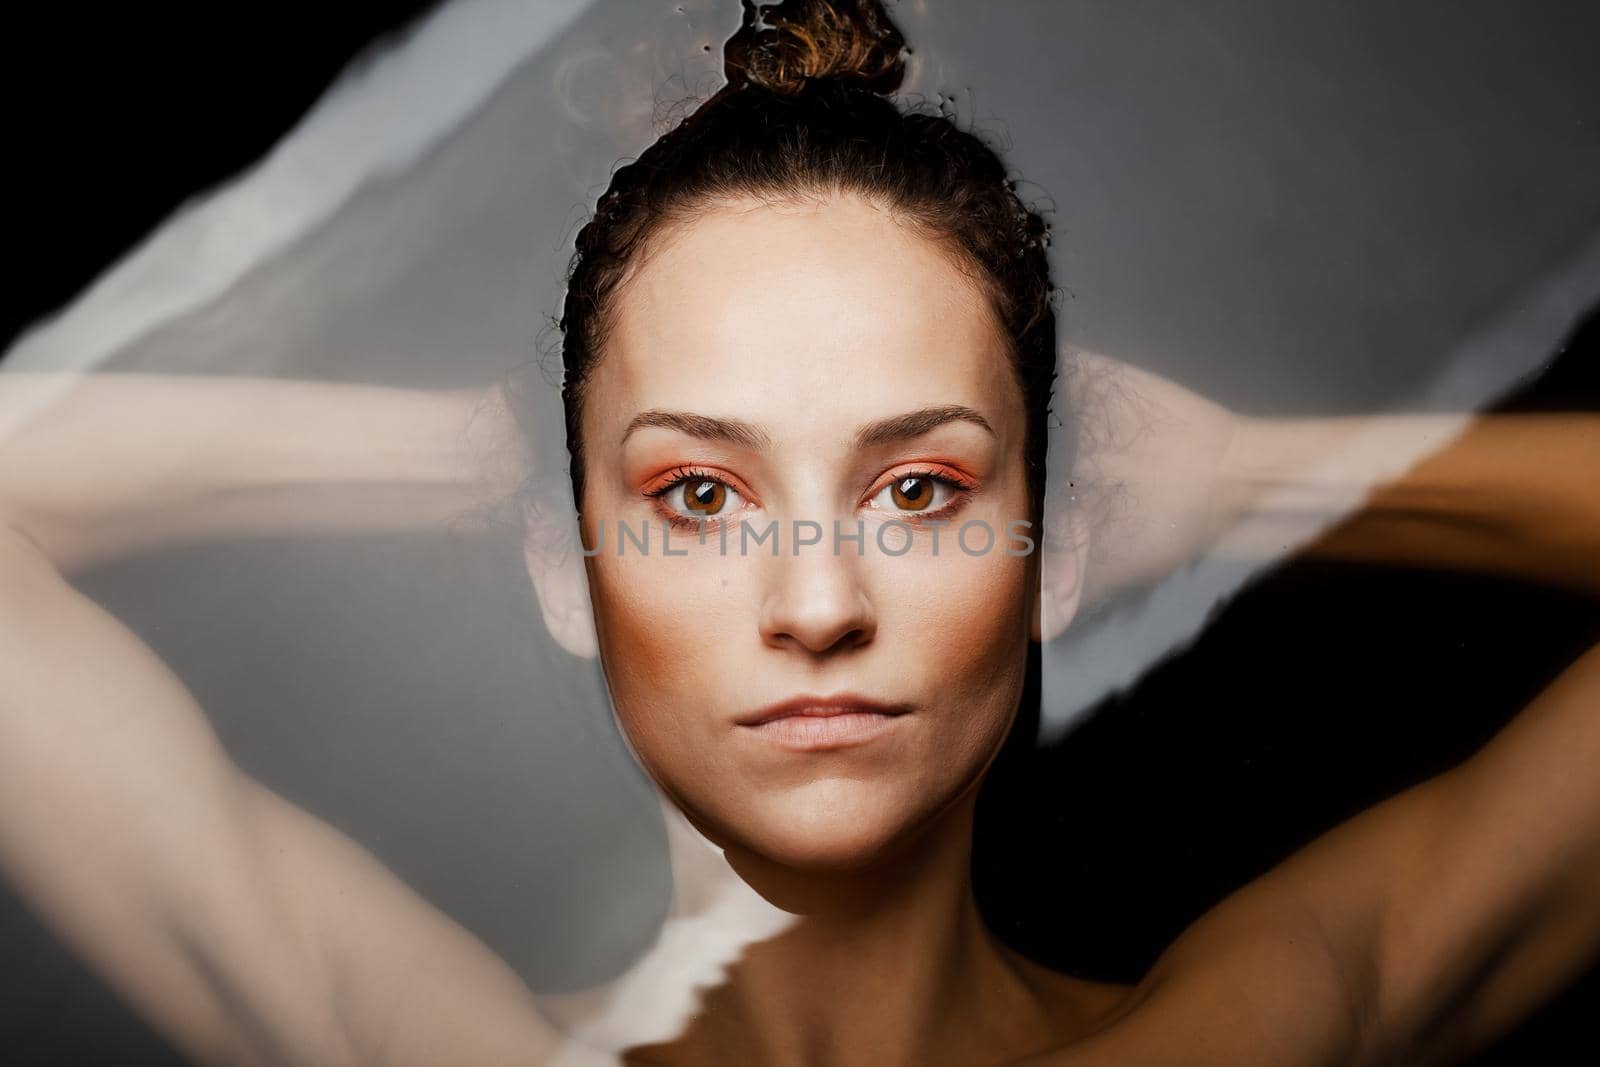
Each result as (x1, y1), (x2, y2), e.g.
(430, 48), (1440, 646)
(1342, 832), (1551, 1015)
(757, 541), (877, 655)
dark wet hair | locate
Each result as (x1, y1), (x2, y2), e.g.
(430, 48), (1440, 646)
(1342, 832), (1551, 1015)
(558, 0), (1058, 512)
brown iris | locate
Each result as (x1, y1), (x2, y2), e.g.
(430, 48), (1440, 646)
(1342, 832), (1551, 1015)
(683, 479), (727, 515)
(890, 476), (934, 511)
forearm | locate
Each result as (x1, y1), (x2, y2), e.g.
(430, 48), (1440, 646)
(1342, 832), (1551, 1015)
(0, 373), (523, 571)
(1217, 411), (1600, 596)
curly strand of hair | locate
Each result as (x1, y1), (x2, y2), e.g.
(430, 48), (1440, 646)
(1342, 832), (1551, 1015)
(728, 0), (907, 95)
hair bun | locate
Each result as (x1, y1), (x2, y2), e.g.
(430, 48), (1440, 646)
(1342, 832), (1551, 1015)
(724, 0), (907, 96)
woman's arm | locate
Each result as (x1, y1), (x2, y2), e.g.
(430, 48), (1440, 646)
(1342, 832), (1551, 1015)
(1351, 639), (1600, 1063)
(0, 524), (560, 1066)
(1191, 638), (1600, 1066)
(1016, 640), (1600, 1066)
(0, 372), (521, 571)
(0, 375), (563, 1061)
(1064, 351), (1600, 603)
(1221, 411), (1600, 596)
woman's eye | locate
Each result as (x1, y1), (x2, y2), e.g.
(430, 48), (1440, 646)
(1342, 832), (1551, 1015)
(870, 474), (953, 514)
(663, 477), (743, 518)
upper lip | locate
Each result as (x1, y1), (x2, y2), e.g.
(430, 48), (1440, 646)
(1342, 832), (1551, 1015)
(736, 694), (911, 727)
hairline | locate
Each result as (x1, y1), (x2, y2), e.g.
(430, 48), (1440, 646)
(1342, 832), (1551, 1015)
(570, 184), (1037, 513)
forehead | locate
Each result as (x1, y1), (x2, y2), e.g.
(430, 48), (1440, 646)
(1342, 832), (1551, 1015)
(594, 195), (1017, 441)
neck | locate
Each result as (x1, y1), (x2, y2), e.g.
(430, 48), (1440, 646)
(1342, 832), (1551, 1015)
(651, 798), (1050, 1067)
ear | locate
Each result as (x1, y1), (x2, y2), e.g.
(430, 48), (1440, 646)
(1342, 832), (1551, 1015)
(1031, 510), (1090, 643)
(522, 502), (600, 660)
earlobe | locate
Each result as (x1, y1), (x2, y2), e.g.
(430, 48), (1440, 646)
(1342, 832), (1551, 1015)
(1031, 511), (1089, 643)
(523, 504), (600, 660)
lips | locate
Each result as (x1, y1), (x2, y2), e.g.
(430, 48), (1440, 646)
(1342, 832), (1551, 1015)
(735, 694), (911, 727)
(735, 694), (910, 751)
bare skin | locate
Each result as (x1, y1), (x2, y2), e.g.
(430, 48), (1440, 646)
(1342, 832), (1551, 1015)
(1, 194), (1597, 1065)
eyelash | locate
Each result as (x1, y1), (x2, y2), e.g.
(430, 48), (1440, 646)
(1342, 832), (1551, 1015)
(641, 465), (977, 528)
(643, 466), (749, 530)
(866, 467), (977, 523)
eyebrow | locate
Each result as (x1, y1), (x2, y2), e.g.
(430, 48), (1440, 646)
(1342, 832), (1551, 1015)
(621, 410), (772, 448)
(853, 405), (995, 448)
(620, 404), (994, 449)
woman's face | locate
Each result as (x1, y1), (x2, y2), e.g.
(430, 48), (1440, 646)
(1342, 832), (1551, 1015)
(576, 194), (1035, 873)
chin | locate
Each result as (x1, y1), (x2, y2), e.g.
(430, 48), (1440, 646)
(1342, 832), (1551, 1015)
(709, 775), (945, 874)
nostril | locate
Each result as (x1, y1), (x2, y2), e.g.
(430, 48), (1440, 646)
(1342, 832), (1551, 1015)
(756, 553), (876, 653)
(761, 598), (876, 654)
(774, 624), (871, 657)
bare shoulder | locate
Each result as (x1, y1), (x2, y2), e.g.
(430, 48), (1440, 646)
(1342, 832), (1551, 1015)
(995, 877), (1375, 1066)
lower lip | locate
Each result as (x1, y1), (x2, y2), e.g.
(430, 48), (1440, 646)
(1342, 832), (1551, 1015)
(740, 711), (905, 751)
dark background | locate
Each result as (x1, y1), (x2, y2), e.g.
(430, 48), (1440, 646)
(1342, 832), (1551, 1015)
(4, 2), (1598, 1064)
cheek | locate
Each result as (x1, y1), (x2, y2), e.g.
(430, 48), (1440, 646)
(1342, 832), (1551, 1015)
(584, 552), (746, 770)
(949, 567), (1032, 723)
(874, 548), (1033, 756)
